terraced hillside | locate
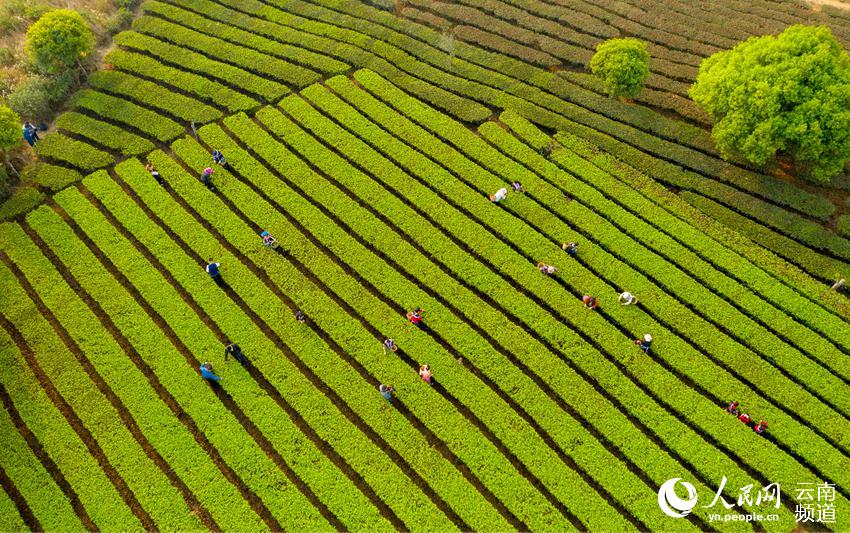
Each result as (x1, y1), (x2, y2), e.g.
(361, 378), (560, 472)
(7, 0), (850, 285)
(395, 0), (850, 124)
(1, 0), (849, 531)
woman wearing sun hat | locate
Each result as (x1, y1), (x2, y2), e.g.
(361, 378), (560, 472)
(634, 334), (653, 354)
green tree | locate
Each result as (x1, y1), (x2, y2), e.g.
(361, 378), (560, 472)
(589, 38), (650, 99)
(0, 105), (21, 178)
(25, 9), (94, 75)
(691, 25), (850, 184)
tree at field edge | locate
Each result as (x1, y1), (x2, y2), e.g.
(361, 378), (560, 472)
(691, 24), (850, 185)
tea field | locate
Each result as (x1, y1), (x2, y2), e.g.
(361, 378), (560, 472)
(1, 0), (848, 531)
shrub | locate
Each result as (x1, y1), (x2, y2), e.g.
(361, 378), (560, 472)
(0, 17), (17, 37)
(0, 46), (14, 67)
(23, 4), (52, 22)
(0, 105), (20, 152)
(0, 105), (20, 186)
(589, 38), (650, 98)
(8, 73), (73, 121)
(0, 0), (26, 36)
(106, 8), (133, 35)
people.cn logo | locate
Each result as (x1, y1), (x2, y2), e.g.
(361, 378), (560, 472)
(658, 478), (699, 518)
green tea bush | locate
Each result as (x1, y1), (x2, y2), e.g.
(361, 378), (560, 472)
(837, 215), (850, 238)
(0, 185), (43, 220)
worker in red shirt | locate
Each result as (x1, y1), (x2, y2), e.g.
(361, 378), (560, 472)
(407, 308), (424, 329)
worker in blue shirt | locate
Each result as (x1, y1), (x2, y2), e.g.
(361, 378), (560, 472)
(200, 362), (221, 382)
(379, 384), (395, 402)
(206, 259), (223, 287)
(22, 122), (39, 146)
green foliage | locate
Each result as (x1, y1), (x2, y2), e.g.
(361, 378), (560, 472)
(85, 165), (417, 531)
(293, 79), (848, 513)
(0, 185), (44, 220)
(685, 190), (850, 282)
(21, 162), (82, 191)
(589, 38), (650, 98)
(546, 126), (850, 343)
(0, 343), (95, 531)
(8, 73), (73, 121)
(87, 70), (221, 123)
(112, 27), (289, 102)
(24, 4), (52, 22)
(255, 78), (843, 527)
(352, 68), (850, 420)
(131, 15), (321, 88)
(0, 166), (8, 200)
(139, 0), (485, 120)
(298, 0), (836, 232)
(0, 0), (27, 36)
(0, 105), (20, 151)
(105, 8), (133, 35)
(837, 215), (850, 238)
(0, 217), (205, 531)
(691, 25), (850, 184)
(70, 89), (184, 142)
(104, 47), (259, 112)
(56, 112), (153, 156)
(168, 130), (603, 531)
(0, 46), (14, 67)
(0, 279), (141, 530)
(34, 132), (114, 171)
(3, 0), (850, 523)
(140, 1), (350, 76)
(25, 9), (94, 74)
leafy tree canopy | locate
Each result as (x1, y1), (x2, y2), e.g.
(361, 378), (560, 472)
(0, 106), (21, 152)
(690, 25), (850, 184)
(590, 38), (650, 98)
(25, 9), (94, 75)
